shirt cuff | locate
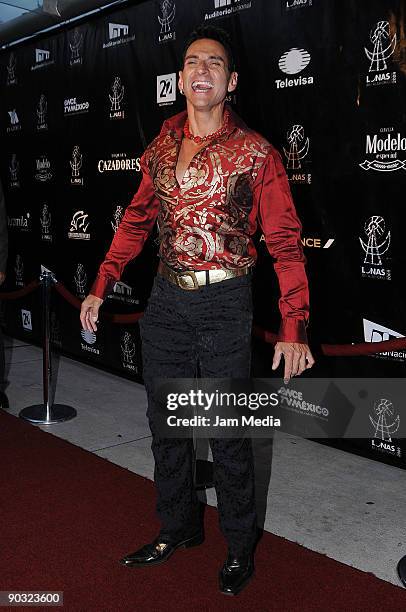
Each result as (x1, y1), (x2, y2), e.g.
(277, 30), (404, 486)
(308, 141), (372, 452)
(89, 274), (116, 300)
(277, 318), (308, 344)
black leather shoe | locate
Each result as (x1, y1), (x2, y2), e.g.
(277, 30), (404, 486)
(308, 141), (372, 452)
(119, 531), (204, 568)
(219, 553), (254, 596)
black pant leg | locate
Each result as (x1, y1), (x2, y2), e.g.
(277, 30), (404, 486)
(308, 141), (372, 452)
(195, 276), (257, 556)
(139, 276), (201, 541)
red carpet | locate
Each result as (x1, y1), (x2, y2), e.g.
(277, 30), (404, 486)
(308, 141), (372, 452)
(1, 409), (405, 612)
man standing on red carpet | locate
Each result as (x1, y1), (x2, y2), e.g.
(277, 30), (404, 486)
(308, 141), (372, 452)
(80, 25), (314, 596)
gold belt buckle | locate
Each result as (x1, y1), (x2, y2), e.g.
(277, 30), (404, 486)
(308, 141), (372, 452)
(178, 270), (200, 290)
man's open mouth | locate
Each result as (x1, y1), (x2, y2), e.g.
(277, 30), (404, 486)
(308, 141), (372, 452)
(191, 80), (214, 93)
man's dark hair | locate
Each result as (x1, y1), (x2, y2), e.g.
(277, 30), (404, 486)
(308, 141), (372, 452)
(182, 25), (236, 72)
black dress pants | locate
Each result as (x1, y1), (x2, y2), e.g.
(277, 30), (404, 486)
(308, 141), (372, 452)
(139, 272), (257, 557)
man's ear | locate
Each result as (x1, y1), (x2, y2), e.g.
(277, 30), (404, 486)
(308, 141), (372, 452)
(178, 70), (184, 93)
(227, 71), (238, 93)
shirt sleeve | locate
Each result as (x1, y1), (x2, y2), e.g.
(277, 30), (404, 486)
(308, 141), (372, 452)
(254, 149), (309, 343)
(90, 151), (160, 300)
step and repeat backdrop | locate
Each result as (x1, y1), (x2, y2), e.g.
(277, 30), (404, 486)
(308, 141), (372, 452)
(1, 0), (405, 466)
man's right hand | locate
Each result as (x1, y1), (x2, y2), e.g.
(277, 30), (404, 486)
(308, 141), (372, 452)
(0, 272), (5, 286)
(80, 294), (104, 333)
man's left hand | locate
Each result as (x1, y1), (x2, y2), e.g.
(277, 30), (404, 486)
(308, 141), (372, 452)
(0, 272), (5, 286)
(272, 342), (315, 384)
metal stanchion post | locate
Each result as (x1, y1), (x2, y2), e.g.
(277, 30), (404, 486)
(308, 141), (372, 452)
(19, 270), (77, 424)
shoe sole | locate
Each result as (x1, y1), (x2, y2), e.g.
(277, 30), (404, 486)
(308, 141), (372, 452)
(220, 570), (255, 596)
(120, 532), (204, 568)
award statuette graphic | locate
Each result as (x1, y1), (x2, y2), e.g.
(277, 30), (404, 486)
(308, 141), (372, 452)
(369, 398), (400, 441)
(283, 124), (309, 170)
(359, 216), (390, 266)
(40, 204), (52, 241)
(110, 77), (124, 112)
(37, 94), (48, 127)
(365, 21), (397, 73)
(74, 263), (88, 297)
(158, 0), (176, 36)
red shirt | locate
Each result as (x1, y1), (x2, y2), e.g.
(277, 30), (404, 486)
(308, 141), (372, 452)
(91, 106), (309, 343)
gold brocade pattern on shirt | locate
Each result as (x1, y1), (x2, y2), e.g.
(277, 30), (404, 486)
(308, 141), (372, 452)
(144, 129), (271, 271)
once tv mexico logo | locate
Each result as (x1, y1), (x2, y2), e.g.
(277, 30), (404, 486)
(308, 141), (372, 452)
(157, 73), (176, 105)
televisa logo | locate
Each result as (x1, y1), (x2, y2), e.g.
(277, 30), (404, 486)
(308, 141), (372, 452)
(276, 48), (313, 89)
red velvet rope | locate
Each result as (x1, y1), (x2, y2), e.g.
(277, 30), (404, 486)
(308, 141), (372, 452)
(251, 325), (406, 356)
(0, 280), (40, 300)
(1, 279), (405, 356)
(54, 282), (144, 323)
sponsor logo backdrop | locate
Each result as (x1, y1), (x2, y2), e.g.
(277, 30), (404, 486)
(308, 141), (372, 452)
(0, 0), (405, 466)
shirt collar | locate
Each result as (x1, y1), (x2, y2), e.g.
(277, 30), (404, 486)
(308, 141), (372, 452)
(161, 104), (246, 143)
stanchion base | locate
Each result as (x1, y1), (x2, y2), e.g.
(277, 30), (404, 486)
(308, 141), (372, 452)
(19, 404), (77, 424)
(397, 555), (406, 587)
